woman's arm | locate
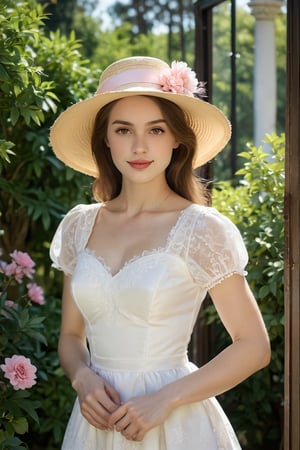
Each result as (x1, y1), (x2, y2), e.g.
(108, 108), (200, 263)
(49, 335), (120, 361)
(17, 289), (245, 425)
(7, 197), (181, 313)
(58, 276), (90, 380)
(59, 275), (121, 429)
(162, 274), (271, 406)
(109, 274), (270, 441)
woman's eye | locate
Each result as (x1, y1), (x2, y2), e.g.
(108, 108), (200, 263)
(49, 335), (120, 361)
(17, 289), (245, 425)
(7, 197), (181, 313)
(116, 128), (130, 135)
(150, 127), (164, 135)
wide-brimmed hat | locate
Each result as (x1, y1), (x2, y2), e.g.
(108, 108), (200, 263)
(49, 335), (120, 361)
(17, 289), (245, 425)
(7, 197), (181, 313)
(50, 56), (231, 177)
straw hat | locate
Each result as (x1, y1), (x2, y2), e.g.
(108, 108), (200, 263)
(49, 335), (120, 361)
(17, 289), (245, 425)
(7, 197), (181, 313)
(50, 56), (231, 177)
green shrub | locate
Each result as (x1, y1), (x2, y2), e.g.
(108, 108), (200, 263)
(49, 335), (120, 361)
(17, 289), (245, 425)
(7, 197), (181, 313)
(0, 251), (47, 449)
(0, 0), (96, 261)
(210, 134), (284, 449)
(0, 1), (93, 447)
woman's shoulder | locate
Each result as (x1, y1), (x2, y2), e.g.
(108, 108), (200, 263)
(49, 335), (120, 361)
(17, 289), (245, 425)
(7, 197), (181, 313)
(50, 203), (102, 273)
(65, 202), (101, 216)
(53, 202), (102, 241)
(186, 203), (245, 247)
(189, 203), (237, 228)
(61, 202), (101, 226)
(187, 203), (227, 225)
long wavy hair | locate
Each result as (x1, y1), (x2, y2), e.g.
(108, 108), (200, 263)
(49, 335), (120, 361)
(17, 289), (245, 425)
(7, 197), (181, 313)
(91, 96), (209, 205)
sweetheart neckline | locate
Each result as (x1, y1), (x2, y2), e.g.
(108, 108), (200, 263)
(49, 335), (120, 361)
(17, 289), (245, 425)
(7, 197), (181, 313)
(83, 204), (194, 277)
(82, 247), (167, 278)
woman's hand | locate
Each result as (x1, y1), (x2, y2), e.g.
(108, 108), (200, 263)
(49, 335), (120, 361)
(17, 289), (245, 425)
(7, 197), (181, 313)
(73, 366), (121, 430)
(108, 390), (172, 441)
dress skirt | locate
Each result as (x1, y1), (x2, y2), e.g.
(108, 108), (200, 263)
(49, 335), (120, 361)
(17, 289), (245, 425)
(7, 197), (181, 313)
(61, 362), (241, 450)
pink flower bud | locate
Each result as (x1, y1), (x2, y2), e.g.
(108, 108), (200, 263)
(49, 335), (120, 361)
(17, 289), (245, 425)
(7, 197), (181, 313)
(27, 283), (45, 305)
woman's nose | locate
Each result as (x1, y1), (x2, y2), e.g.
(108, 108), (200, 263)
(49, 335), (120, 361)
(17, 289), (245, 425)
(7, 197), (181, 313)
(132, 134), (147, 153)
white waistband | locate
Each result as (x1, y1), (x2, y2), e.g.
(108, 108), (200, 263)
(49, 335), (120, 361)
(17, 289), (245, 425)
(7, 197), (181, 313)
(91, 353), (189, 372)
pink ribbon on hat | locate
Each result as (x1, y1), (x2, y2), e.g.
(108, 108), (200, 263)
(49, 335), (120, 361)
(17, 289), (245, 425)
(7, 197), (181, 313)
(96, 68), (161, 94)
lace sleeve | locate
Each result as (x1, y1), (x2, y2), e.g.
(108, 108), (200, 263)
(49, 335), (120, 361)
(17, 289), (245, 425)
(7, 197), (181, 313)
(49, 204), (88, 275)
(188, 207), (248, 290)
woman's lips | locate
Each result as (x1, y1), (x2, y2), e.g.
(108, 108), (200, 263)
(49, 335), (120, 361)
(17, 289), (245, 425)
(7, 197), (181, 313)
(127, 160), (153, 169)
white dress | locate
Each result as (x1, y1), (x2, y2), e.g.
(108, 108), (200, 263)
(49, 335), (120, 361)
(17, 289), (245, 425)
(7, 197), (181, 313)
(50, 203), (248, 450)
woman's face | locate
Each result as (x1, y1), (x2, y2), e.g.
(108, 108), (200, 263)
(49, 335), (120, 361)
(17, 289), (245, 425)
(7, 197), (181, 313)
(105, 96), (179, 185)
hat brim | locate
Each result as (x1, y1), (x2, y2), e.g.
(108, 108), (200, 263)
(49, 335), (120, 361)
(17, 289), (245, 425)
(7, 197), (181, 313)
(50, 89), (231, 178)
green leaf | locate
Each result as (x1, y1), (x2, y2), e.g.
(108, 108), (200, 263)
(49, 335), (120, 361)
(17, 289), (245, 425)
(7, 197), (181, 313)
(17, 399), (40, 424)
(10, 107), (20, 126)
(0, 63), (9, 81)
(25, 329), (47, 345)
(11, 417), (28, 435)
(0, 436), (27, 450)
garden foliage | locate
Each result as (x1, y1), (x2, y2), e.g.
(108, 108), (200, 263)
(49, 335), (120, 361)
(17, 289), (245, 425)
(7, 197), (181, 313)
(0, 0), (95, 258)
(0, 1), (92, 447)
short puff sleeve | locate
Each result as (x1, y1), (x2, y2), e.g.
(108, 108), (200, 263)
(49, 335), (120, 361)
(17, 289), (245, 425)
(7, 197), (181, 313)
(50, 204), (99, 275)
(188, 208), (248, 290)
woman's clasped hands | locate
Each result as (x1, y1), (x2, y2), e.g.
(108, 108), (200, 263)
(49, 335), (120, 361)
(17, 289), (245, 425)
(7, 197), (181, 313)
(109, 390), (172, 442)
(74, 367), (172, 442)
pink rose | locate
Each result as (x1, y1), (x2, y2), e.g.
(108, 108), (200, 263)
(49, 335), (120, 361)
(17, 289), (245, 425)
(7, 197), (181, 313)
(0, 251), (36, 282)
(10, 250), (35, 278)
(1, 261), (17, 276)
(0, 355), (37, 390)
(10, 250), (35, 269)
(27, 283), (45, 305)
(3, 261), (25, 282)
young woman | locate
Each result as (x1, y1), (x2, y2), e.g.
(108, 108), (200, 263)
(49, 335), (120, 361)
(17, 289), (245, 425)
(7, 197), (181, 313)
(50, 56), (270, 450)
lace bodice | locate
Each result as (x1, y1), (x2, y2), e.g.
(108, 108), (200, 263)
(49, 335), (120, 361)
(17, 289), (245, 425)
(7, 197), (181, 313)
(50, 202), (248, 290)
(50, 203), (247, 370)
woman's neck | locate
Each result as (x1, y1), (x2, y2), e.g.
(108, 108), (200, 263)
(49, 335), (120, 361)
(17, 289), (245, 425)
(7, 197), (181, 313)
(105, 179), (176, 216)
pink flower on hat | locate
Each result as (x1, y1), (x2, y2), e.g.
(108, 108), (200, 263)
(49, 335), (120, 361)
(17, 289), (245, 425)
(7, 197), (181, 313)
(0, 355), (37, 390)
(27, 283), (45, 305)
(158, 61), (204, 96)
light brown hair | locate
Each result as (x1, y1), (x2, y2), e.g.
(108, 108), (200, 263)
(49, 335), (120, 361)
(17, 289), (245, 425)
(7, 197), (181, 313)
(91, 96), (208, 205)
